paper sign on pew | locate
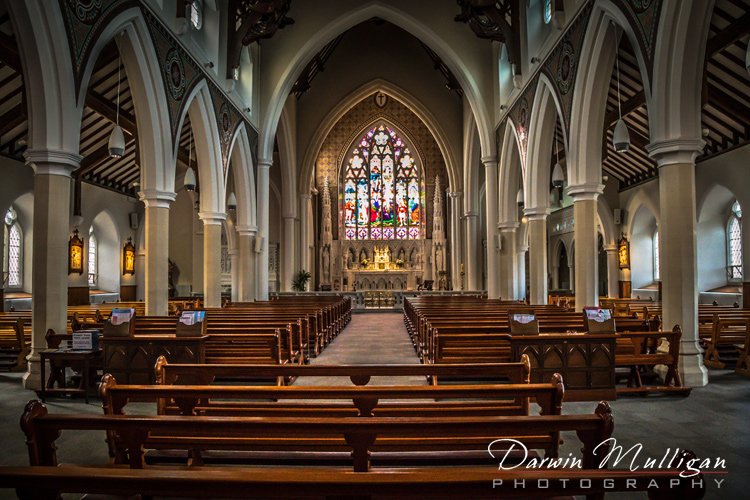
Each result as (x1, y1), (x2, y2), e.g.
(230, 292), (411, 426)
(110, 308), (135, 326)
(179, 311), (206, 326)
(71, 329), (100, 351)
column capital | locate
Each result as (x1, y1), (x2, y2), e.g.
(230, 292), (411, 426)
(447, 191), (462, 199)
(138, 189), (176, 208)
(464, 211), (479, 218)
(282, 213), (298, 220)
(646, 139), (705, 167)
(199, 211), (226, 225)
(566, 183), (604, 201)
(24, 149), (82, 175)
(524, 206), (550, 220)
(497, 221), (520, 231)
(236, 224), (258, 236)
(517, 245), (529, 253)
(298, 192), (312, 201)
(257, 159), (273, 170)
(481, 155), (498, 166)
(604, 244), (618, 253)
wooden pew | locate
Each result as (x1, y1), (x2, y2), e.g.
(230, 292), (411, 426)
(23, 398), (610, 472)
(0, 318), (27, 370)
(703, 316), (748, 368)
(736, 326), (750, 376)
(154, 355), (532, 387)
(0, 462), (706, 500)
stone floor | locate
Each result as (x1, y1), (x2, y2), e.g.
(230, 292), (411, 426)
(0, 312), (747, 499)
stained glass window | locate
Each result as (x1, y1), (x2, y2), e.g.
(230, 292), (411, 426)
(544, 0), (553, 24)
(88, 228), (97, 286)
(653, 230), (659, 280)
(343, 125), (421, 240)
(190, 0), (203, 30)
(728, 201), (742, 279)
(7, 223), (20, 287)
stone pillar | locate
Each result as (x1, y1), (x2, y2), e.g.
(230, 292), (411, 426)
(569, 187), (602, 310)
(551, 263), (560, 290)
(236, 225), (257, 302)
(139, 190), (175, 316)
(464, 211), (480, 290)
(229, 248), (239, 303)
(605, 244), (620, 298)
(256, 160), (271, 300)
(482, 157), (500, 298)
(282, 214), (297, 291)
(647, 140), (707, 387)
(299, 194), (311, 274)
(199, 212), (225, 308)
(448, 192), (463, 289)
(517, 244), (528, 301)
(525, 208), (549, 305)
(742, 216), (750, 308)
(23, 150), (80, 389)
(497, 223), (518, 299)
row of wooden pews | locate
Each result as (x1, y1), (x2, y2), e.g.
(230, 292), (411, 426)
(404, 296), (688, 397)
(0, 359), (706, 499)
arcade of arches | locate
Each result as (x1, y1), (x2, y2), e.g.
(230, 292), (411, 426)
(0, 0), (749, 497)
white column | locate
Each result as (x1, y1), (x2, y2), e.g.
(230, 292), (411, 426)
(281, 214), (296, 291)
(525, 208), (549, 305)
(647, 140), (707, 387)
(605, 244), (620, 298)
(483, 157), (500, 298)
(568, 186), (603, 310)
(229, 248), (239, 303)
(256, 160), (271, 300)
(23, 150), (80, 389)
(447, 192), (463, 289)
(516, 244), (528, 301)
(464, 211), (480, 290)
(199, 212), (225, 308)
(139, 190), (176, 316)
(236, 225), (257, 302)
(298, 194), (311, 273)
(498, 222), (519, 299)
(742, 216), (750, 308)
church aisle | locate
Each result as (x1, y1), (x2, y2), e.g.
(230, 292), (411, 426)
(293, 312), (427, 386)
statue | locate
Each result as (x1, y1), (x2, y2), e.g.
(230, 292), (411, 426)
(322, 245), (331, 283)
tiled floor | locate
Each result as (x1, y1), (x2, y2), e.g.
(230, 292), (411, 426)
(0, 312), (748, 499)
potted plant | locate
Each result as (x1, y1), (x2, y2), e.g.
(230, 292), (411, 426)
(291, 270), (311, 291)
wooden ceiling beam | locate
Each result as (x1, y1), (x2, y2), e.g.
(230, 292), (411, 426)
(707, 11), (750, 58)
(0, 31), (21, 72)
(0, 103), (26, 137)
(76, 144), (111, 176)
(85, 90), (138, 136)
(604, 90), (646, 128)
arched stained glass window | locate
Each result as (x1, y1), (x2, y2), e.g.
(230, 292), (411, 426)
(4, 207), (21, 288)
(728, 201), (742, 280)
(343, 125), (421, 240)
(88, 228), (97, 286)
(544, 0), (553, 24)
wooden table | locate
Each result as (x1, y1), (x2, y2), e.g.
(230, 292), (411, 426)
(39, 349), (102, 403)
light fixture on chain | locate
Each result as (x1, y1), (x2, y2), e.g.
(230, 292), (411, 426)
(612, 27), (630, 153)
(108, 51), (125, 158)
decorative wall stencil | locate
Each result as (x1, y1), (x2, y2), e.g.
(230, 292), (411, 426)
(612, 0), (663, 83)
(315, 93), (448, 241)
(142, 8), (204, 145)
(540, 1), (592, 136)
(59, 0), (138, 97)
(208, 84), (242, 177)
(508, 76), (538, 166)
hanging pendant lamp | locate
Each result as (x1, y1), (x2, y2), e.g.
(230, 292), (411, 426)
(612, 27), (630, 153)
(184, 127), (196, 191)
(108, 52), (125, 158)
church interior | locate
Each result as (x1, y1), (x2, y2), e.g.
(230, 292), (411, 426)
(0, 0), (748, 498)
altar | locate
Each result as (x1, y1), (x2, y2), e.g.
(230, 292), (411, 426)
(344, 245), (419, 290)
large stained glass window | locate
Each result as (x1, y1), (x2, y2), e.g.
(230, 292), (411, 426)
(728, 201), (742, 280)
(343, 125), (421, 240)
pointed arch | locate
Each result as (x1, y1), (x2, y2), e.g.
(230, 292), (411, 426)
(259, 2), (495, 166)
(75, 8), (174, 192)
(175, 80), (225, 215)
(299, 79), (460, 195)
(525, 77), (565, 210)
(568, 3), (654, 188)
(227, 123), (257, 229)
(498, 119), (525, 224)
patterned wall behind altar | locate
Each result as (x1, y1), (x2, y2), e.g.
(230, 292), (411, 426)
(315, 92), (448, 241)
